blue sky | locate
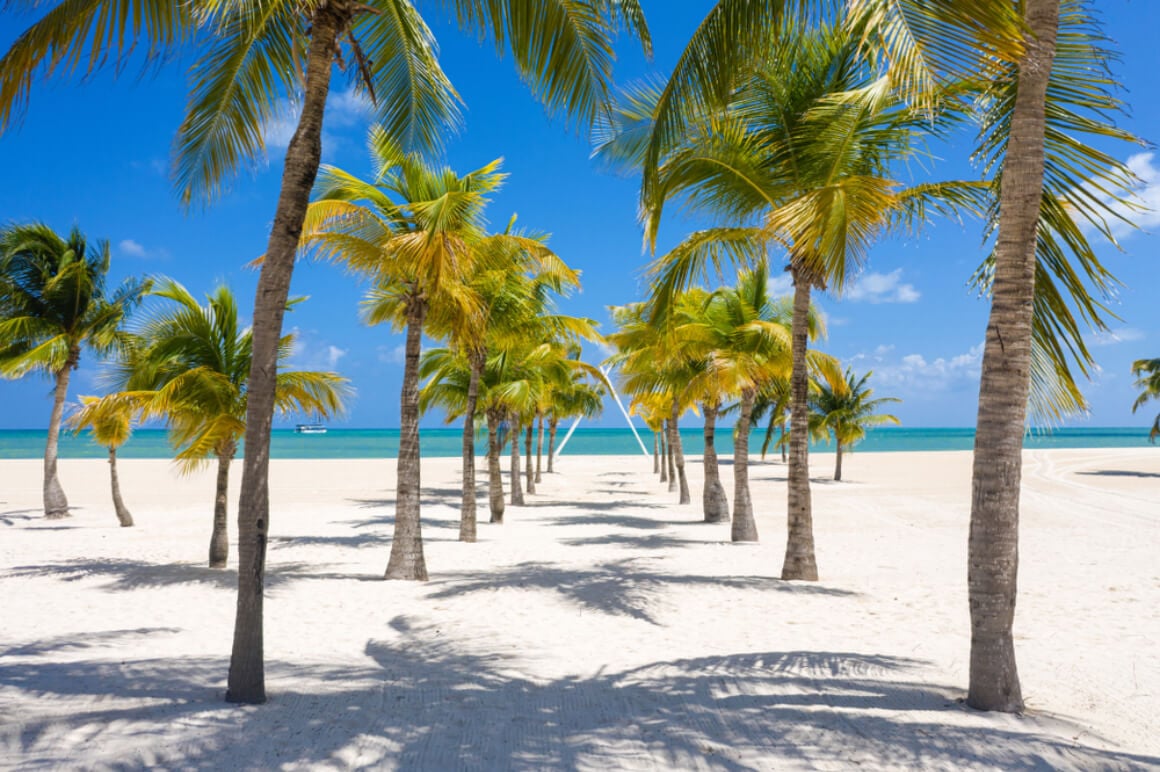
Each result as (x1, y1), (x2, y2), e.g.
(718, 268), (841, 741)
(1, 2), (1157, 430)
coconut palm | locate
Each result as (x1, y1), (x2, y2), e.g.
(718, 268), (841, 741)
(808, 368), (899, 481)
(546, 369), (606, 474)
(302, 133), (504, 581)
(623, 0), (1139, 713)
(2, 0), (651, 703)
(599, 23), (958, 577)
(0, 223), (148, 519)
(118, 279), (347, 568)
(67, 393), (140, 527)
(1131, 359), (1160, 443)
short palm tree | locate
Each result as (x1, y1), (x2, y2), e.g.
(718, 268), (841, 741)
(808, 368), (900, 481)
(121, 279), (347, 568)
(67, 393), (140, 527)
(0, 223), (148, 518)
(1131, 359), (1160, 443)
(303, 132), (504, 580)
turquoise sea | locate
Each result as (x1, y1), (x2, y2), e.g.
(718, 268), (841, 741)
(0, 426), (1153, 460)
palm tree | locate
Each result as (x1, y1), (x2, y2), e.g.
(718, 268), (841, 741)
(808, 368), (899, 481)
(601, 23), (953, 576)
(0, 223), (148, 519)
(67, 393), (140, 527)
(546, 373), (605, 474)
(1131, 359), (1160, 443)
(2, 0), (650, 704)
(119, 279), (348, 568)
(303, 131), (503, 582)
(622, 0), (1139, 714)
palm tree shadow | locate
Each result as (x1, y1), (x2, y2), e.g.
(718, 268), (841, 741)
(4, 627), (1155, 771)
(1, 558), (332, 592)
(1077, 469), (1160, 479)
(424, 559), (856, 625)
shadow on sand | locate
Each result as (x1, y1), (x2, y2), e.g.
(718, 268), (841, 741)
(2, 622), (1154, 770)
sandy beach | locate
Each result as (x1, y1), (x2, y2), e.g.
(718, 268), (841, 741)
(1, 448), (1157, 770)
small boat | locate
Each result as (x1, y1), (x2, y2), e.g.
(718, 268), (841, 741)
(295, 424), (327, 435)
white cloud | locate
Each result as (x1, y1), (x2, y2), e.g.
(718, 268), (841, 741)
(288, 327), (348, 372)
(1089, 327), (1145, 347)
(260, 87), (373, 154)
(843, 269), (920, 304)
(1078, 152), (1160, 241)
(378, 344), (406, 365)
(856, 342), (984, 395)
(118, 239), (147, 258)
(766, 272), (794, 297)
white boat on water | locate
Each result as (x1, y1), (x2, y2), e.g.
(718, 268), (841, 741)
(295, 424), (327, 435)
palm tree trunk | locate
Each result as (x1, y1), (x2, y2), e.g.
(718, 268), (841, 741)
(535, 414), (544, 483)
(732, 389), (759, 542)
(228, 3), (348, 705)
(524, 424), (535, 494)
(780, 422), (787, 463)
(459, 351), (484, 543)
(967, 0), (1058, 715)
(547, 416), (558, 474)
(702, 402), (729, 523)
(669, 399), (691, 505)
(487, 409), (505, 524)
(210, 450), (232, 569)
(658, 428), (668, 483)
(781, 270), (818, 580)
(43, 362), (73, 518)
(385, 301), (429, 581)
(834, 440), (843, 482)
(653, 431), (660, 474)
(108, 447), (133, 527)
(665, 419), (676, 491)
(509, 420), (525, 506)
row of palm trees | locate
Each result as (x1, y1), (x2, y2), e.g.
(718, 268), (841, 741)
(2, 0), (1143, 712)
(606, 264), (898, 541)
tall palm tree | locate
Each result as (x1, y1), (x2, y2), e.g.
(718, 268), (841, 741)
(302, 130), (503, 582)
(622, 0), (1139, 713)
(0, 223), (148, 519)
(808, 368), (899, 481)
(2, 0), (650, 704)
(67, 393), (139, 527)
(1131, 359), (1160, 443)
(119, 279), (347, 568)
(601, 23), (954, 577)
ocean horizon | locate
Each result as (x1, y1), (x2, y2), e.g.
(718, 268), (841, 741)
(0, 426), (1154, 460)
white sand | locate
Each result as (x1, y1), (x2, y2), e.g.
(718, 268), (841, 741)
(0, 447), (1157, 770)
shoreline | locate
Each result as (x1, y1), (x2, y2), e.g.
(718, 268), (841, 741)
(1, 448), (1157, 768)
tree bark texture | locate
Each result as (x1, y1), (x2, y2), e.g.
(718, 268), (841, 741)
(209, 450), (233, 568)
(509, 422), (525, 506)
(524, 424), (535, 494)
(653, 431), (660, 474)
(669, 400), (691, 505)
(658, 428), (668, 483)
(701, 403), (729, 523)
(459, 351), (484, 543)
(545, 417), (559, 472)
(967, 0), (1058, 715)
(385, 303), (429, 581)
(487, 410), (505, 523)
(834, 441), (843, 482)
(781, 271), (818, 580)
(547, 417), (558, 473)
(535, 414), (544, 483)
(43, 360), (75, 518)
(732, 389), (759, 542)
(108, 448), (133, 527)
(227, 4), (347, 705)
